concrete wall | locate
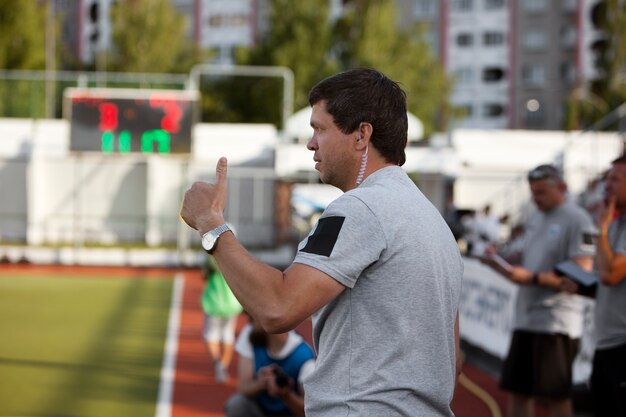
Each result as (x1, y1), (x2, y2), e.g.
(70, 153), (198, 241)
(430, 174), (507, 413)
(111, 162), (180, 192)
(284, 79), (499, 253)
(0, 118), (280, 249)
(1, 118), (623, 251)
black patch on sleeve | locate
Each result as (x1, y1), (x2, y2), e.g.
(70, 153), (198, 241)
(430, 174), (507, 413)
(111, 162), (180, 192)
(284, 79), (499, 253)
(583, 231), (598, 245)
(301, 216), (345, 257)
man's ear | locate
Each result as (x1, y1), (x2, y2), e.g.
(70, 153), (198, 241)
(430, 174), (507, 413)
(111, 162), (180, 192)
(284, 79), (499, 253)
(356, 122), (373, 148)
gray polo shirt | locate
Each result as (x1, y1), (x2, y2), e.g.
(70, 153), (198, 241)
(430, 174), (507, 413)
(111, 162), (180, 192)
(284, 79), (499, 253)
(595, 216), (626, 350)
(517, 200), (596, 338)
(294, 166), (463, 417)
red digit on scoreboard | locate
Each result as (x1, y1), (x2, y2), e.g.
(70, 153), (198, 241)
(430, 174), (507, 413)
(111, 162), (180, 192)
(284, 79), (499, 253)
(161, 104), (182, 133)
(150, 94), (181, 133)
(99, 102), (118, 131)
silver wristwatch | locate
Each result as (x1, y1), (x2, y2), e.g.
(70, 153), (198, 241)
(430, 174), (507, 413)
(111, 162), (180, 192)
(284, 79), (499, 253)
(201, 224), (231, 254)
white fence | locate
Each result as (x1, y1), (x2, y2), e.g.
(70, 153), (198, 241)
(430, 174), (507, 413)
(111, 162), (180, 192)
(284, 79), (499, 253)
(0, 119), (283, 250)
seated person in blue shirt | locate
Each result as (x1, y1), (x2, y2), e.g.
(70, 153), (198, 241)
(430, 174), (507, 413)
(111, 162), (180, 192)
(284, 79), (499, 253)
(224, 312), (315, 417)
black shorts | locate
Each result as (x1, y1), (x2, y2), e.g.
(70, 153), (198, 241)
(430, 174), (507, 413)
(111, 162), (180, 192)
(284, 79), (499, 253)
(500, 330), (580, 399)
(590, 343), (626, 417)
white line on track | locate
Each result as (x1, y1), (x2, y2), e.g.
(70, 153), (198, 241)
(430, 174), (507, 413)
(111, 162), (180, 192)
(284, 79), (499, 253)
(155, 273), (185, 417)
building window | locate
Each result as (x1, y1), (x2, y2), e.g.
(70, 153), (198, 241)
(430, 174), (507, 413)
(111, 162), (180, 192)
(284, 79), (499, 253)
(454, 67), (475, 84)
(482, 67), (505, 82)
(208, 13), (249, 27)
(523, 31), (546, 50)
(483, 103), (505, 117)
(483, 31), (504, 46)
(522, 65), (545, 86)
(560, 62), (576, 84)
(523, 0), (547, 12)
(562, 0), (577, 12)
(484, 0), (504, 9)
(560, 25), (577, 48)
(209, 14), (223, 27)
(452, 0), (473, 12)
(413, 0), (437, 18)
(230, 14), (249, 26)
(456, 33), (474, 46)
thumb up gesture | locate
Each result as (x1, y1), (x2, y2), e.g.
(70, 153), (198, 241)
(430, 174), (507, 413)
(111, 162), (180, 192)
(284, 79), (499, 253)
(180, 157), (228, 234)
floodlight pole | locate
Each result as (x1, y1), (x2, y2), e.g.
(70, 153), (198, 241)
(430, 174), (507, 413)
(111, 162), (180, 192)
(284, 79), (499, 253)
(45, 0), (56, 118)
(187, 64), (295, 130)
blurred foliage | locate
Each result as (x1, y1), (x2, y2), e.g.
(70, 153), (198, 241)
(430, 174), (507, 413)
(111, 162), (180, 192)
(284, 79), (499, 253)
(243, 0), (339, 110)
(109, 0), (205, 73)
(334, 0), (452, 135)
(202, 0), (453, 133)
(0, 80), (45, 118)
(565, 0), (626, 130)
(0, 0), (453, 131)
(0, 1), (47, 117)
(200, 0), (338, 127)
(200, 76), (285, 126)
(0, 0), (45, 69)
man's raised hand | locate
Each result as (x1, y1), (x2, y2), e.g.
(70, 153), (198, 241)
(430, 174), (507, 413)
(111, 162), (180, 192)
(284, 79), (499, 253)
(180, 157), (229, 234)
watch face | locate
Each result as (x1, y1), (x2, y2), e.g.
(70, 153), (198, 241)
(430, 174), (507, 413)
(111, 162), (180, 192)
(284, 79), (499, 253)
(201, 232), (217, 251)
(201, 224), (230, 253)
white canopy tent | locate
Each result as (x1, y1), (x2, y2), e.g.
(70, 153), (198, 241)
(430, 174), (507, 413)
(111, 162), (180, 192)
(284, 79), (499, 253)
(285, 107), (424, 143)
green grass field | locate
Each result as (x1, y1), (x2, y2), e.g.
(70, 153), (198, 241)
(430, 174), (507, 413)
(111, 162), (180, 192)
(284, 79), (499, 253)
(0, 272), (175, 417)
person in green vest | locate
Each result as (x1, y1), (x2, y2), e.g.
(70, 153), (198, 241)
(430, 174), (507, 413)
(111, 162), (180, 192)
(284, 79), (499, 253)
(201, 254), (243, 383)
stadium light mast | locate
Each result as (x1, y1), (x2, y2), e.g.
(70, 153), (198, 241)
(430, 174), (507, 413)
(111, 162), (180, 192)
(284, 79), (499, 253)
(187, 64), (294, 131)
(45, 0), (56, 119)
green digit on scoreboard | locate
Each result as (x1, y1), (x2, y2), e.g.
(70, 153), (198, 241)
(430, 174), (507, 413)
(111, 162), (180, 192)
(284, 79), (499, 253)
(101, 131), (115, 153)
(101, 130), (131, 153)
(119, 130), (131, 153)
(141, 129), (171, 154)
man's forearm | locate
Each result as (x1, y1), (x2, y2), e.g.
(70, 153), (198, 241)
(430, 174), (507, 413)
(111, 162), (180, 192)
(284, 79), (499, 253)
(212, 233), (295, 331)
(596, 229), (614, 278)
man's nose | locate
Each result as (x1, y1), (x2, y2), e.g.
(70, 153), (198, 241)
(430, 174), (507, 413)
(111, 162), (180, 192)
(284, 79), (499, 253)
(306, 137), (316, 150)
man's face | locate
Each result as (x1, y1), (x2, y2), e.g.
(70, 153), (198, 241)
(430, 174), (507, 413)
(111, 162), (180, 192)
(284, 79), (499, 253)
(529, 179), (565, 212)
(604, 164), (626, 209)
(307, 100), (356, 191)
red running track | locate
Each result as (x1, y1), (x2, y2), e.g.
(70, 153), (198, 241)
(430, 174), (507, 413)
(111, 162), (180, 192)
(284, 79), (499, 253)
(172, 270), (549, 417)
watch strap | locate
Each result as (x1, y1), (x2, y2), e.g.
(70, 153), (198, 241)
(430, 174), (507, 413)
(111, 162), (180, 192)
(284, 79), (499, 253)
(203, 224), (231, 254)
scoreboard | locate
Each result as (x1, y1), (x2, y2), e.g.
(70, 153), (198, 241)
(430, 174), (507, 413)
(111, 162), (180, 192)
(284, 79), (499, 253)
(65, 88), (199, 154)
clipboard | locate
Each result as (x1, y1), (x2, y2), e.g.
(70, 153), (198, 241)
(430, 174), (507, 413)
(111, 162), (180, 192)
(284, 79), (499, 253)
(477, 252), (514, 274)
(554, 260), (598, 288)
(488, 253), (513, 274)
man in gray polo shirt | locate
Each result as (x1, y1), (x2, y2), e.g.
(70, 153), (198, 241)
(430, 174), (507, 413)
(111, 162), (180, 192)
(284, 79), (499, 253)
(592, 155), (626, 417)
(180, 68), (463, 416)
(483, 164), (596, 417)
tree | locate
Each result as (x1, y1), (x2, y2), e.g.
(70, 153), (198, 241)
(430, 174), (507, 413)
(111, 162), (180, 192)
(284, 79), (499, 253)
(565, 0), (626, 130)
(334, 0), (452, 135)
(0, 0), (46, 69)
(200, 0), (337, 126)
(242, 0), (339, 110)
(202, 0), (452, 134)
(0, 0), (48, 117)
(109, 0), (203, 73)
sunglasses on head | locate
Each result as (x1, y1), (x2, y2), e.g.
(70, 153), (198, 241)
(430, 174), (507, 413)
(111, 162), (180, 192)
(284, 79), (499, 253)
(527, 165), (560, 181)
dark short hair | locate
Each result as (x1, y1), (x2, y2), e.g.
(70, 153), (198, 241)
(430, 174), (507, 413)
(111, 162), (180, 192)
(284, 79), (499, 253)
(308, 68), (408, 166)
(527, 164), (563, 183)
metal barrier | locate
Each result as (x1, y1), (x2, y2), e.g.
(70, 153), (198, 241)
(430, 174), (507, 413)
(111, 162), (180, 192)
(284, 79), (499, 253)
(0, 155), (284, 250)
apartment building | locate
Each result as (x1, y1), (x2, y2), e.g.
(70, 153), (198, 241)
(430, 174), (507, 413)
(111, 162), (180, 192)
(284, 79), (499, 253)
(511, 0), (579, 129)
(397, 0), (605, 130)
